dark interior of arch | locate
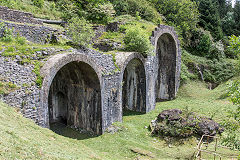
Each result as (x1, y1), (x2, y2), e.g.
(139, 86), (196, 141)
(156, 33), (176, 101)
(122, 58), (146, 113)
(48, 61), (102, 135)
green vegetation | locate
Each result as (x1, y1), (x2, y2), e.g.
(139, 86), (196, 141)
(110, 0), (163, 24)
(228, 35), (240, 58)
(33, 61), (43, 87)
(0, 0), (62, 20)
(150, 0), (199, 45)
(32, 0), (44, 8)
(99, 15), (156, 55)
(0, 81), (19, 95)
(66, 17), (95, 47)
(221, 80), (240, 150)
(124, 26), (153, 55)
(0, 81), (239, 159)
(181, 49), (237, 84)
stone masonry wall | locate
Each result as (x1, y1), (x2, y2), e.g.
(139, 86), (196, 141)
(0, 19), (59, 44)
(0, 47), (75, 126)
(0, 6), (42, 25)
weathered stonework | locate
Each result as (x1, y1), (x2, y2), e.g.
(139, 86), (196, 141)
(0, 25), (181, 135)
(0, 19), (60, 44)
(150, 25), (181, 101)
(0, 6), (43, 25)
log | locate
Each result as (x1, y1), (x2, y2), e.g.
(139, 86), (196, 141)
(34, 18), (67, 25)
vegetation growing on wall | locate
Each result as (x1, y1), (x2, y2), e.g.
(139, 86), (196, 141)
(0, 81), (19, 95)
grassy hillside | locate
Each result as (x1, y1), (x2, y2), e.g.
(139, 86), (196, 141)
(0, 80), (239, 160)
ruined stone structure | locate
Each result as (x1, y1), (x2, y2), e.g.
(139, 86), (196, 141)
(0, 6), (181, 134)
(39, 25), (181, 134)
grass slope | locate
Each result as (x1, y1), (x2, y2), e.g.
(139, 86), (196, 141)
(0, 81), (239, 159)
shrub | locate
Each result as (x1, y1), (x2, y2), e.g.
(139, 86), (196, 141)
(87, 2), (115, 24)
(228, 35), (240, 58)
(203, 59), (236, 83)
(124, 27), (153, 55)
(208, 41), (225, 59)
(220, 80), (240, 150)
(66, 17), (95, 47)
(110, 0), (162, 24)
(56, 0), (78, 21)
(180, 62), (197, 83)
(197, 33), (212, 56)
(32, 0), (44, 8)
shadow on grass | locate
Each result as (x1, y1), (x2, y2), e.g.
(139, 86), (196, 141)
(50, 123), (98, 140)
(123, 109), (145, 116)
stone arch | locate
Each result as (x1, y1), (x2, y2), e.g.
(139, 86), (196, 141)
(151, 25), (181, 101)
(40, 53), (103, 134)
(117, 53), (146, 114)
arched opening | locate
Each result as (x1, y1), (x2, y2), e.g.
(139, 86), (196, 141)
(122, 58), (146, 113)
(48, 61), (102, 134)
(156, 33), (177, 101)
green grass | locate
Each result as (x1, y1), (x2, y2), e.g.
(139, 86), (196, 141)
(0, 80), (239, 159)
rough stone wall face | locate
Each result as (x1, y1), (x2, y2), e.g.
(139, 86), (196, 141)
(145, 56), (157, 112)
(0, 56), (42, 124)
(0, 20), (58, 44)
(0, 6), (42, 25)
(101, 74), (121, 131)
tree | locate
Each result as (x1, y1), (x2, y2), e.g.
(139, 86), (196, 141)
(150, 0), (199, 46)
(217, 0), (232, 19)
(233, 1), (240, 36)
(222, 12), (236, 36)
(195, 0), (223, 40)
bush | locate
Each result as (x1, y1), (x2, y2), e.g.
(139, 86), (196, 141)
(203, 59), (236, 83)
(66, 17), (95, 47)
(87, 2), (115, 24)
(180, 62), (197, 83)
(196, 33), (212, 56)
(110, 0), (162, 24)
(228, 35), (240, 58)
(124, 27), (153, 55)
(32, 0), (44, 8)
(220, 80), (240, 150)
(56, 0), (78, 21)
(208, 41), (225, 59)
